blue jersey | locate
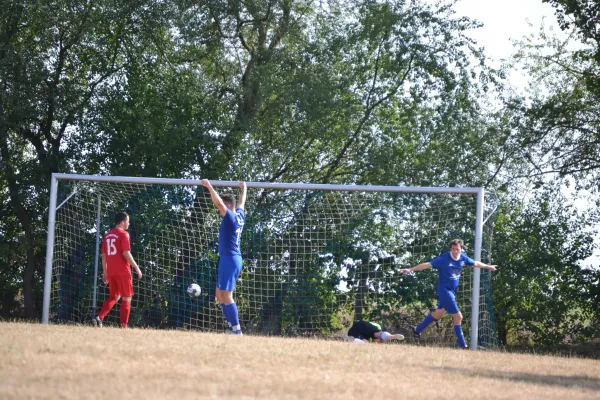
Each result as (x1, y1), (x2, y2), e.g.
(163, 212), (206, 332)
(218, 208), (245, 256)
(430, 252), (476, 292)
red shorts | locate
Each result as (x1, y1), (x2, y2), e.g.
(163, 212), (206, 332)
(108, 275), (134, 298)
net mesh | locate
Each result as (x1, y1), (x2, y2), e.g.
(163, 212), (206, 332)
(49, 179), (498, 348)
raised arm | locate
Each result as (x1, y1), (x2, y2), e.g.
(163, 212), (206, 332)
(474, 261), (497, 272)
(202, 179), (227, 216)
(401, 262), (432, 275)
(237, 181), (247, 210)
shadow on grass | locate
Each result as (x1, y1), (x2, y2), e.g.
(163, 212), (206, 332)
(432, 366), (600, 391)
(504, 342), (600, 360)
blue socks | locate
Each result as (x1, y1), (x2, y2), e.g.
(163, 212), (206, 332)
(220, 304), (232, 331)
(454, 325), (467, 348)
(223, 303), (241, 333)
(416, 314), (467, 348)
(416, 314), (436, 334)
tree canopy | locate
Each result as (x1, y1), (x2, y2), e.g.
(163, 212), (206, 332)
(1, 0), (598, 346)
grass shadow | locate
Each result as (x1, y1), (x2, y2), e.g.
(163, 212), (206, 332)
(433, 365), (600, 391)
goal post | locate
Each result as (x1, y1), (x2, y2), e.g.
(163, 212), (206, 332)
(43, 173), (497, 349)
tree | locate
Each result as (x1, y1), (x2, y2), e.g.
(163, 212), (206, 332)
(543, 0), (599, 53)
(0, 0), (174, 316)
(0, 0), (508, 321)
(169, 0), (504, 187)
(492, 187), (598, 345)
(503, 3), (600, 190)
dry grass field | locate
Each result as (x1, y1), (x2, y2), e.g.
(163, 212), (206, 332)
(1, 322), (599, 399)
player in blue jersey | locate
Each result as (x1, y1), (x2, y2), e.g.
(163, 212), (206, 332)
(202, 179), (247, 335)
(400, 239), (497, 348)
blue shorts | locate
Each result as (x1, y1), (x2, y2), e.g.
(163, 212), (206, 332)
(217, 255), (243, 291)
(437, 289), (460, 315)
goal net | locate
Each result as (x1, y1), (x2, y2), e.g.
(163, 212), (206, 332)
(43, 174), (498, 349)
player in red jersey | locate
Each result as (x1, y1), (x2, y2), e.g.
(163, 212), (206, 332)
(93, 212), (142, 328)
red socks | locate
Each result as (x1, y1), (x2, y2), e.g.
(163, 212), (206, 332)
(98, 297), (131, 328)
(120, 300), (131, 328)
(98, 297), (118, 321)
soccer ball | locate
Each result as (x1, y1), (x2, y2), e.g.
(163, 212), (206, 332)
(187, 283), (201, 297)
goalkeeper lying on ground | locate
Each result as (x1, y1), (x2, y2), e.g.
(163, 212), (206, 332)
(345, 320), (404, 343)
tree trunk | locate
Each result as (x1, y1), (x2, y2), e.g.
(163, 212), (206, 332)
(354, 252), (371, 321)
(23, 247), (38, 318)
(0, 134), (41, 319)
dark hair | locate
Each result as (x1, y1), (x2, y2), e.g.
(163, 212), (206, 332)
(115, 212), (129, 225)
(221, 194), (236, 209)
(450, 239), (464, 249)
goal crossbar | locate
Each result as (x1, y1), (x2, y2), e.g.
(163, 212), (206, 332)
(50, 173), (482, 194)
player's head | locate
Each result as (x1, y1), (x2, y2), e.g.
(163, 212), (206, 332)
(115, 212), (130, 230)
(450, 239), (464, 257)
(221, 194), (236, 211)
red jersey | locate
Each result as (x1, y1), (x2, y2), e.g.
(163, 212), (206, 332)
(101, 228), (132, 277)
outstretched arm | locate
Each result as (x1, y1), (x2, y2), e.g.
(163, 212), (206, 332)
(237, 182), (247, 210)
(474, 261), (497, 272)
(401, 262), (432, 275)
(202, 179), (227, 216)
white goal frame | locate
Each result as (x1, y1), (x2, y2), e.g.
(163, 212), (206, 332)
(42, 173), (486, 349)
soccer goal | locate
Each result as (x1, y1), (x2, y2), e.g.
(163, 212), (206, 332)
(42, 173), (498, 349)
